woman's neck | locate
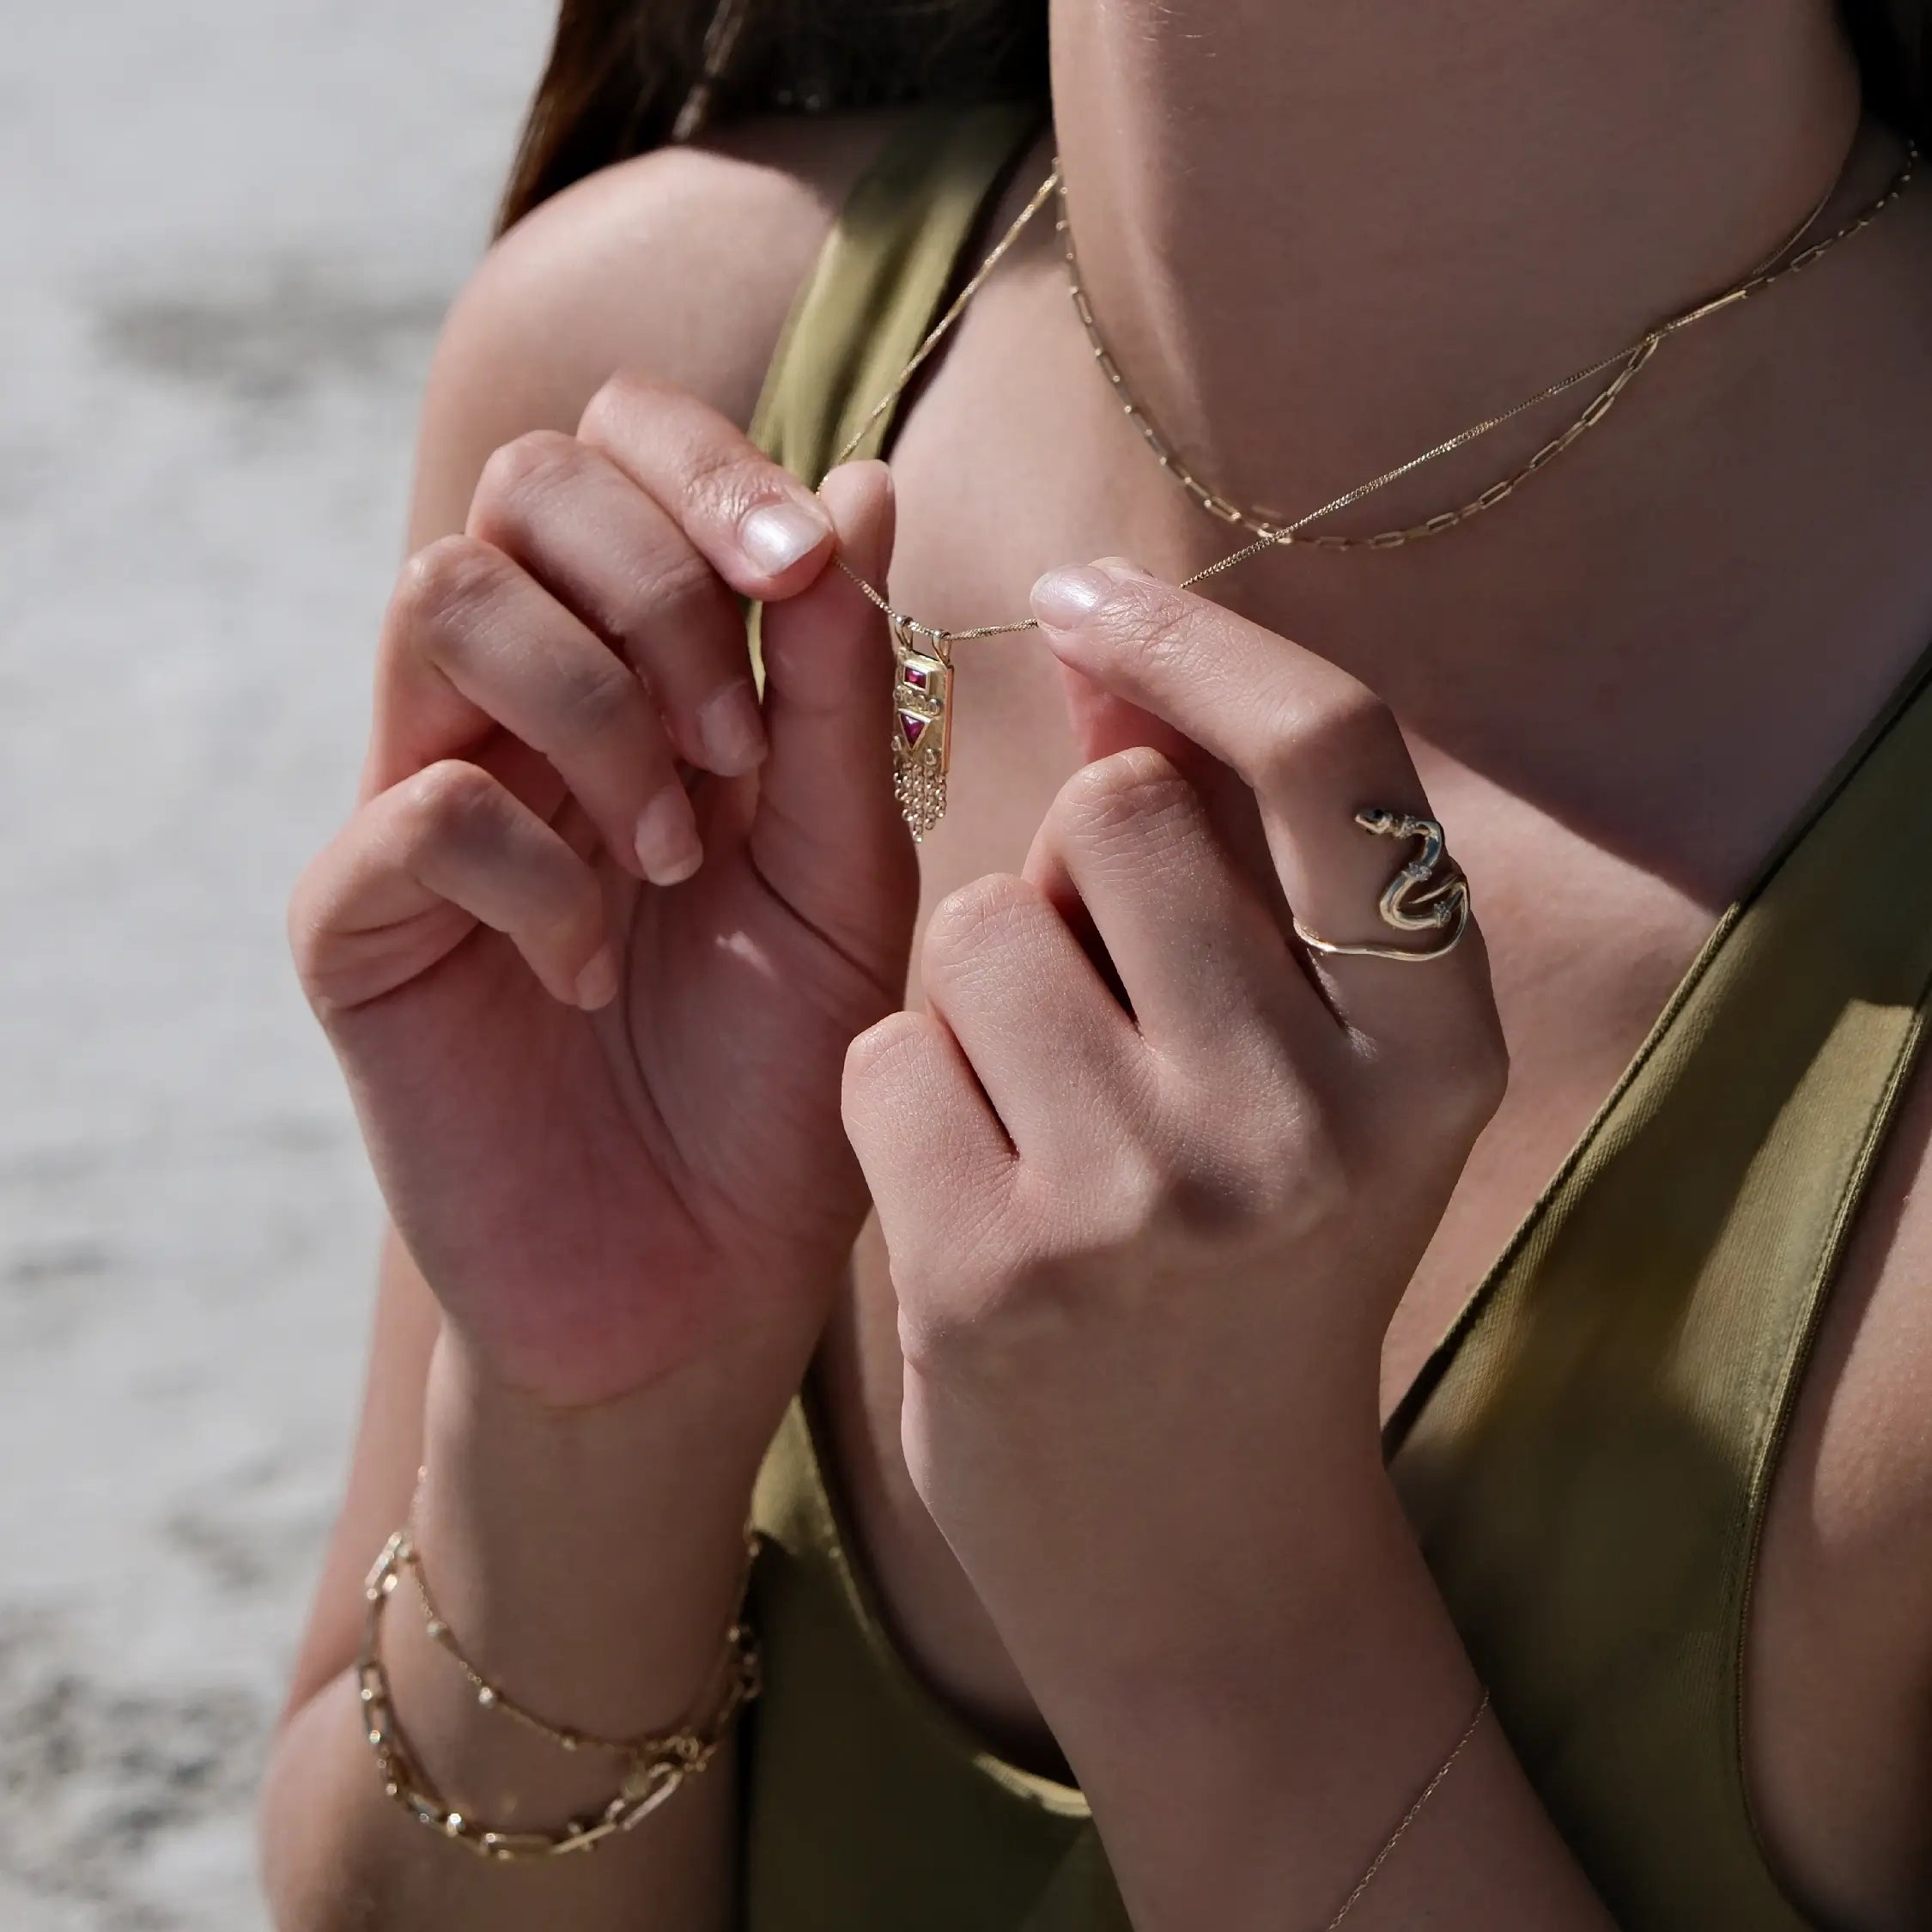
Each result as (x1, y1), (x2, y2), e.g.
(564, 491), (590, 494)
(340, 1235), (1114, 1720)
(1031, 0), (1932, 893)
(1048, 0), (1863, 522)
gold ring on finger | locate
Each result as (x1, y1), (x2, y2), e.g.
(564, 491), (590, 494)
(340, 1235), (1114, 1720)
(1291, 809), (1472, 965)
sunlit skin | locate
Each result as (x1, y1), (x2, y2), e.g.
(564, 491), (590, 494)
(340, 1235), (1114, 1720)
(263, 4), (1932, 1929)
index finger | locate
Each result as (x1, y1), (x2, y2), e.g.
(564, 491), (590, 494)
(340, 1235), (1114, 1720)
(577, 373), (835, 600)
(1029, 560), (1494, 1046)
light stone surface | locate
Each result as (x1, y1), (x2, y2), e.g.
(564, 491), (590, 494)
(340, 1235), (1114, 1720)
(0, 3), (555, 1923)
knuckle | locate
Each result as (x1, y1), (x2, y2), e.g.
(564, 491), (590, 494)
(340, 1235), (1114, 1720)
(879, 1212), (1026, 1385)
(392, 534), (507, 640)
(579, 370), (785, 543)
(897, 1294), (992, 1382)
(1072, 1144), (1183, 1255)
(472, 431), (584, 526)
(284, 867), (333, 987)
(1258, 1116), (1352, 1233)
(1118, 1055), (1349, 1238)
(576, 368), (657, 446)
(896, 1234), (1078, 1382)
(1255, 681), (1397, 794)
(841, 1012), (929, 1113)
(1053, 747), (1194, 848)
(397, 757), (501, 851)
(547, 652), (642, 742)
(1358, 967), (1509, 1142)
(920, 873), (1036, 986)
(895, 1104), (1358, 1383)
(1157, 1109), (1348, 1248)
(1421, 1015), (1511, 1139)
(1018, 1140), (1170, 1263)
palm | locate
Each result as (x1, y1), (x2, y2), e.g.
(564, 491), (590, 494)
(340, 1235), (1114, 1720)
(331, 763), (911, 1400)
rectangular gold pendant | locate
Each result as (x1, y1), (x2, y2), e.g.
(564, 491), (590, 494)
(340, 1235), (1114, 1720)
(890, 619), (953, 840)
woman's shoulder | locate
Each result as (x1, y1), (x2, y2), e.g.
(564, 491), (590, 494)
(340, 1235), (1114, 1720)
(406, 109), (914, 538)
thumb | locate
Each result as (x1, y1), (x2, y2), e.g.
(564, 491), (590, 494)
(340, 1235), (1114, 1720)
(750, 459), (920, 992)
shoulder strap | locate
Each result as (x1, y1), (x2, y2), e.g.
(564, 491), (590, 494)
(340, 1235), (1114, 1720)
(1390, 647), (1932, 1930)
(750, 102), (1044, 483)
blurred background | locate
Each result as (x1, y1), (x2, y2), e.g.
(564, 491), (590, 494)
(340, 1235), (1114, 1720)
(1, 3), (553, 1923)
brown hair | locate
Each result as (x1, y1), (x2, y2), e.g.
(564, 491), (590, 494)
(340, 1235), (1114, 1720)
(495, 0), (1047, 232)
(497, 0), (1930, 234)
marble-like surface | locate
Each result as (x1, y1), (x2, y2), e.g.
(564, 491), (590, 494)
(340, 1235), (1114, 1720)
(0, 4), (553, 1923)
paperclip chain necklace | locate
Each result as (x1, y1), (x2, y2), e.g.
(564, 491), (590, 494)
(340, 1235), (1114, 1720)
(829, 139), (1918, 835)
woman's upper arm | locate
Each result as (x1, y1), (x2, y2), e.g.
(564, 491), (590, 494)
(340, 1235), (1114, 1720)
(404, 111), (908, 544)
(276, 112), (898, 1728)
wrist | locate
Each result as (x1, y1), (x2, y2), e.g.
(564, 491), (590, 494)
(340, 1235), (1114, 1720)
(953, 1383), (1394, 1731)
(426, 1229), (835, 1415)
(430, 1319), (799, 1474)
(410, 1329), (781, 1739)
(1059, 1496), (1492, 1932)
(1040, 1459), (1461, 1773)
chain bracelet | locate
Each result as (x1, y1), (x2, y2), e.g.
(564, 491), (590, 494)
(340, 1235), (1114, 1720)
(355, 1519), (762, 1860)
(398, 1489), (761, 1761)
(1324, 1688), (1492, 1927)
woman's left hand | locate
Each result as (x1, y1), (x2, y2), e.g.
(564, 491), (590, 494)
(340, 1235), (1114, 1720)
(841, 559), (1510, 1729)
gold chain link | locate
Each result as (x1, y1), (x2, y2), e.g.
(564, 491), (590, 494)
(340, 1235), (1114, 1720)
(1057, 141), (1907, 551)
(400, 1514), (760, 1762)
(832, 163), (1063, 479)
(830, 137), (1917, 641)
(354, 1506), (762, 1861)
(1324, 1688), (1492, 1928)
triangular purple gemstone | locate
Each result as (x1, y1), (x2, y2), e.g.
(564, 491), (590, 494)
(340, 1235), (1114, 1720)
(899, 710), (929, 748)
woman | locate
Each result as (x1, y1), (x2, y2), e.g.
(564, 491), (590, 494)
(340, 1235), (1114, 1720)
(261, 3), (1932, 1927)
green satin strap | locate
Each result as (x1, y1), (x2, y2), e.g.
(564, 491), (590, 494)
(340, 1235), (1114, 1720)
(1391, 644), (1932, 1930)
(750, 102), (1045, 481)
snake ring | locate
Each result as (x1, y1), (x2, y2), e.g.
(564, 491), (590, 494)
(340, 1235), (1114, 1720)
(1291, 809), (1472, 964)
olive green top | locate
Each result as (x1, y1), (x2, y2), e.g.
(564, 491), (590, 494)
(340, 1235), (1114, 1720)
(741, 105), (1932, 1931)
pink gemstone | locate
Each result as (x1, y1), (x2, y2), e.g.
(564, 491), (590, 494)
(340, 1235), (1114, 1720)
(902, 664), (930, 691)
(899, 710), (929, 748)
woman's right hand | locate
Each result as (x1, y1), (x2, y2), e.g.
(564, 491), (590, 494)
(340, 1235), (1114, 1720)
(289, 377), (918, 1411)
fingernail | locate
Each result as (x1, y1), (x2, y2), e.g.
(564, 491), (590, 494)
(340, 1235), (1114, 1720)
(740, 500), (830, 576)
(1030, 565), (1115, 629)
(574, 945), (619, 1012)
(696, 682), (768, 776)
(635, 787), (702, 887)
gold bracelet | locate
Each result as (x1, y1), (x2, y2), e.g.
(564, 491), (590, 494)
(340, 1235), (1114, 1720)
(403, 1506), (761, 1760)
(355, 1522), (762, 1861)
(1325, 1688), (1491, 1928)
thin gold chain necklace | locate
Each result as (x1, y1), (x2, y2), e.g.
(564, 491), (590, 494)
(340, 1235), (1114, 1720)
(829, 140), (1918, 835)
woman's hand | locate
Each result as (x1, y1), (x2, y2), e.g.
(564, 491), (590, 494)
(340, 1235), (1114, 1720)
(289, 379), (918, 1410)
(841, 559), (1508, 1719)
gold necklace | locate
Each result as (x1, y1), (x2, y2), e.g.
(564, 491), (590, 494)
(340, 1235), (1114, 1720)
(829, 140), (1918, 836)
